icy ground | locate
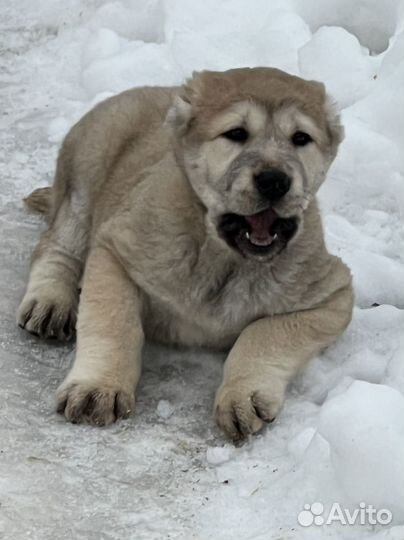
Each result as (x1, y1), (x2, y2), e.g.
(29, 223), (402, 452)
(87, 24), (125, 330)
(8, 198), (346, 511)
(0, 1), (403, 539)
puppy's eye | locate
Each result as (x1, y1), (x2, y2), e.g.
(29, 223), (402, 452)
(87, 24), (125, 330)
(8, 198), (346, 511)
(291, 131), (313, 146)
(222, 127), (249, 143)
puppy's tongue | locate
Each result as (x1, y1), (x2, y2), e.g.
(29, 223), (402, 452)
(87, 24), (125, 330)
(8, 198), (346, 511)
(245, 208), (277, 246)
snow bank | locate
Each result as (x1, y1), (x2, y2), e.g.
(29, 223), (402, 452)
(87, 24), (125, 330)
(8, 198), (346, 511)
(298, 26), (375, 108)
(318, 381), (404, 518)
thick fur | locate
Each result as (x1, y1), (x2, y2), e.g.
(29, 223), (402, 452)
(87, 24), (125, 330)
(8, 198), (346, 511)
(17, 68), (353, 441)
(24, 187), (52, 216)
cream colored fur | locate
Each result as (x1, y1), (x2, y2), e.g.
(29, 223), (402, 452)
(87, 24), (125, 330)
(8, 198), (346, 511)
(17, 68), (353, 441)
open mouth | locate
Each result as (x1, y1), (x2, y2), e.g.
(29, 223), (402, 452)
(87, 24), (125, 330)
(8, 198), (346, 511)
(218, 208), (298, 257)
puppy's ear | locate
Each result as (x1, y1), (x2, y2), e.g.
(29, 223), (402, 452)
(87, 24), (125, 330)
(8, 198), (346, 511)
(182, 70), (213, 101)
(165, 71), (205, 133)
(308, 80), (344, 147)
(166, 94), (193, 134)
(324, 94), (345, 147)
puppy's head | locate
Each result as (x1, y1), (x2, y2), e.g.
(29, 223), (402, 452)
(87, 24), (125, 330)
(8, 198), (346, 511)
(168, 67), (343, 260)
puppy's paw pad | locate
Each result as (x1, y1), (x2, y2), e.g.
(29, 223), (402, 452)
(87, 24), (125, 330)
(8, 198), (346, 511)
(17, 290), (77, 341)
(214, 384), (283, 443)
(56, 381), (134, 426)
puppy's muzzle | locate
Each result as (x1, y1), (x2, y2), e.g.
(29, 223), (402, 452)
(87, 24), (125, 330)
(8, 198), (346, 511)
(254, 168), (291, 202)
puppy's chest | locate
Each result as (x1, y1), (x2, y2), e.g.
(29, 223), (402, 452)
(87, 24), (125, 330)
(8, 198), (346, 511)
(144, 261), (287, 347)
(197, 265), (264, 312)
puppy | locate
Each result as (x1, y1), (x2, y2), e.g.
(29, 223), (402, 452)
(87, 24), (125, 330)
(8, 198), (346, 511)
(17, 68), (353, 442)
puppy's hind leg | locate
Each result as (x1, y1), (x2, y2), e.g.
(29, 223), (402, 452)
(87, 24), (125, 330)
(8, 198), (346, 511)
(17, 198), (88, 340)
(17, 152), (90, 341)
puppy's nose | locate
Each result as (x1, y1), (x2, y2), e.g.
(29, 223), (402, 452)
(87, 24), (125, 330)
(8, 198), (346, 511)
(254, 168), (291, 201)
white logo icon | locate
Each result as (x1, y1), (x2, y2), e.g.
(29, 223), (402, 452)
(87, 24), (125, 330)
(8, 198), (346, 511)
(298, 502), (324, 527)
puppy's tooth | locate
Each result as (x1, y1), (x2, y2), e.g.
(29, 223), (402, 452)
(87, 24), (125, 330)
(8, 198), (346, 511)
(249, 236), (274, 247)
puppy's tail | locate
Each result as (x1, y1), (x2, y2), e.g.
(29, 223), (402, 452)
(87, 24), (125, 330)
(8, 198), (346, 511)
(23, 187), (52, 217)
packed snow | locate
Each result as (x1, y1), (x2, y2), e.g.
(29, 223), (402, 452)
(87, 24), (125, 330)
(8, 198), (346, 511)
(0, 1), (403, 539)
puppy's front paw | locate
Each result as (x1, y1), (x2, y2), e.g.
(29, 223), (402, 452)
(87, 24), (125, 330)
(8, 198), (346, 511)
(56, 380), (134, 426)
(214, 380), (285, 443)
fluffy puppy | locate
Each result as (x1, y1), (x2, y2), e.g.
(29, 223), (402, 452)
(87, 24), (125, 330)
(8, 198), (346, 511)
(17, 68), (353, 441)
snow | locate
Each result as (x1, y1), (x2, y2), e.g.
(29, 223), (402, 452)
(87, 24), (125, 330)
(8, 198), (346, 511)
(317, 381), (404, 518)
(0, 1), (403, 539)
(206, 445), (234, 466)
(156, 399), (174, 419)
(298, 26), (376, 107)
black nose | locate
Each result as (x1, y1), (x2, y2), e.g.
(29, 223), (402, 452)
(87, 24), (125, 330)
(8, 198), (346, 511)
(254, 168), (291, 201)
